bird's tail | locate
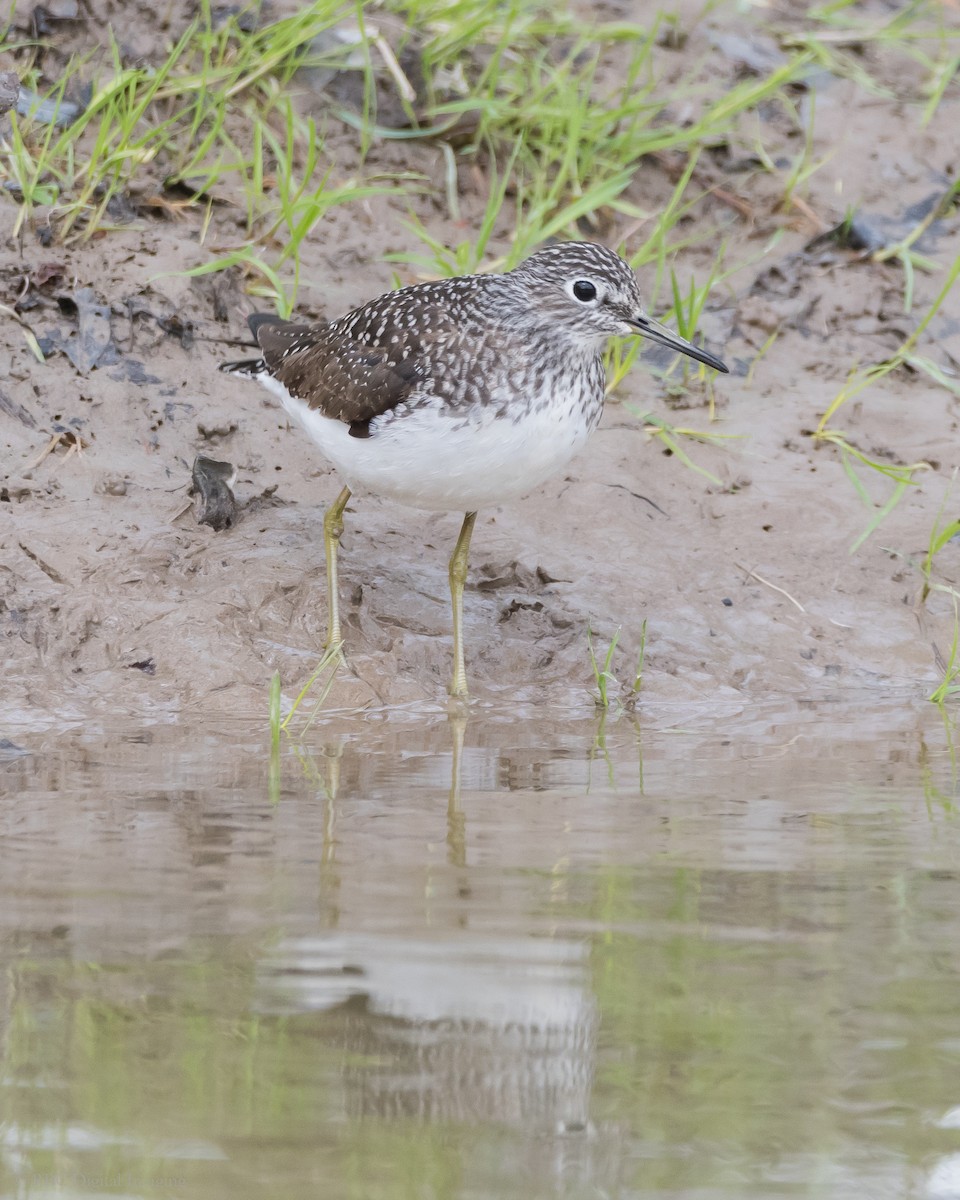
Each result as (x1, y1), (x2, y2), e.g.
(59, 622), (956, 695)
(219, 357), (265, 377)
(220, 313), (289, 375)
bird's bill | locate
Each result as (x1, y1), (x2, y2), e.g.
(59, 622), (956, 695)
(628, 313), (729, 374)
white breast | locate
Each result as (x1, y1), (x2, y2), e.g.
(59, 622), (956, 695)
(258, 373), (602, 513)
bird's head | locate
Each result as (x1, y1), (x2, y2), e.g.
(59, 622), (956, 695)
(508, 242), (728, 373)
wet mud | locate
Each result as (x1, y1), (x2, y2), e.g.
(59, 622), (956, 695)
(2, 0), (959, 726)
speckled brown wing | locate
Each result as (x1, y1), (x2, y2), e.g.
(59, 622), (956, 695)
(255, 300), (459, 426)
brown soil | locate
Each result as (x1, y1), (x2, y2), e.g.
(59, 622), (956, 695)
(3, 0), (960, 727)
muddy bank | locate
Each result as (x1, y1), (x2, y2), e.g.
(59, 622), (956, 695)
(2, 2), (959, 727)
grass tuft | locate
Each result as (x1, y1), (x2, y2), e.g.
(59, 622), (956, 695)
(588, 623), (621, 710)
(813, 246), (960, 548)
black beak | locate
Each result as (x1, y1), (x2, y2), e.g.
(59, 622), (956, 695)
(627, 313), (729, 374)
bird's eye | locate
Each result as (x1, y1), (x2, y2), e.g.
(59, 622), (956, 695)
(572, 280), (597, 302)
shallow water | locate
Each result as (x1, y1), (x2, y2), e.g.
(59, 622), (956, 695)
(2, 702), (960, 1200)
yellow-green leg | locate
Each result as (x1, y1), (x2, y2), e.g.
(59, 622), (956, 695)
(448, 511), (477, 698)
(323, 485), (351, 650)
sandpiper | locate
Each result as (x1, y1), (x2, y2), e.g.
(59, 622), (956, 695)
(221, 241), (728, 697)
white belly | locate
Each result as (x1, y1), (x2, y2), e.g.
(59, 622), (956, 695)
(260, 375), (599, 512)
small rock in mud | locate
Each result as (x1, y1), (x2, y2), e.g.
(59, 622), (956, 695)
(0, 72), (19, 116)
(197, 419), (238, 441)
(0, 388), (37, 428)
(44, 288), (116, 374)
(15, 85), (83, 127)
(95, 473), (128, 496)
(706, 31), (788, 76)
(32, 2), (80, 35)
(806, 214), (885, 255)
(0, 737), (31, 757)
(207, 4), (259, 32)
(157, 313), (195, 349)
(190, 455), (238, 531)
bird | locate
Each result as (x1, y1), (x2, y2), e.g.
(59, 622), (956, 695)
(220, 241), (729, 698)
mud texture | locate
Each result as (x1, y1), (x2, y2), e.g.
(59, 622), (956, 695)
(2, 0), (960, 727)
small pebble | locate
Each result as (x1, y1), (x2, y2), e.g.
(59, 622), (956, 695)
(96, 473), (128, 496)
